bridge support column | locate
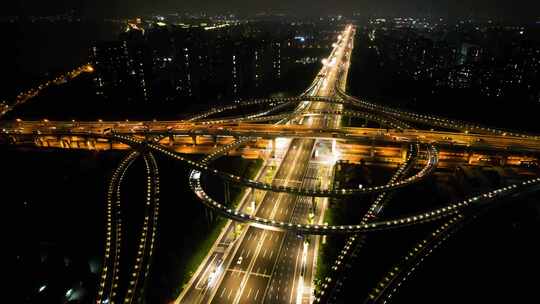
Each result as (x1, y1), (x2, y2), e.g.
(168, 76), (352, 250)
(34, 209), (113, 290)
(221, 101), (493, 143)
(168, 134), (174, 146)
(500, 155), (508, 167)
(212, 135), (218, 147)
(467, 152), (473, 165)
(249, 189), (256, 215)
(400, 144), (408, 162)
(271, 138), (276, 158)
(204, 208), (215, 227)
(191, 135), (197, 145)
(224, 181), (231, 205)
(85, 137), (96, 150)
(109, 138), (113, 150)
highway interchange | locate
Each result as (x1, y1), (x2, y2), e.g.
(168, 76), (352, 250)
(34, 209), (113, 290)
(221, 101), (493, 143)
(180, 24), (355, 304)
(3, 24), (540, 304)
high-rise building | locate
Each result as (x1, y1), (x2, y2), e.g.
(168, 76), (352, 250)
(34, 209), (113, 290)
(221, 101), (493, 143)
(89, 27), (153, 103)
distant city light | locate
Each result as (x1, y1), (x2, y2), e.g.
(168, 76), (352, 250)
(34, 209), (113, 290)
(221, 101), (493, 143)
(38, 285), (47, 293)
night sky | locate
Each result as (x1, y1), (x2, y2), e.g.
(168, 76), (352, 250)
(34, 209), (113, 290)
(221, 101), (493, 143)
(2, 0), (539, 20)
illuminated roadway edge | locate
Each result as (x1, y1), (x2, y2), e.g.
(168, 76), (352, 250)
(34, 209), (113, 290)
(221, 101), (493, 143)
(173, 116), (540, 235)
(0, 95), (410, 130)
(96, 150), (140, 303)
(1, 126), (440, 196)
(1, 92), (438, 198)
(335, 86), (540, 139)
(189, 94), (411, 129)
(188, 87), (540, 139)
(95, 149), (160, 303)
(113, 134), (440, 197)
(183, 96), (343, 122)
(313, 144), (419, 302)
(194, 107), (408, 130)
(364, 213), (469, 303)
(185, 144), (540, 233)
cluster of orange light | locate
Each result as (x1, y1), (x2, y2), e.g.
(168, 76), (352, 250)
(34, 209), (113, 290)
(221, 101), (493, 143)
(2, 64), (94, 117)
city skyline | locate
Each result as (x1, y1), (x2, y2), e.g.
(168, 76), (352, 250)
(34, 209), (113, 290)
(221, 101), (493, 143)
(3, 1), (540, 21)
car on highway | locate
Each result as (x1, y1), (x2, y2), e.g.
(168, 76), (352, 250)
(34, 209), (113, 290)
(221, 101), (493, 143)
(520, 160), (538, 167)
(131, 125), (149, 133)
(393, 136), (410, 142)
(236, 256), (243, 265)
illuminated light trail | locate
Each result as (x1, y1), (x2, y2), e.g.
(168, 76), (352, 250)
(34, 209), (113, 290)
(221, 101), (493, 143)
(1, 64), (94, 118)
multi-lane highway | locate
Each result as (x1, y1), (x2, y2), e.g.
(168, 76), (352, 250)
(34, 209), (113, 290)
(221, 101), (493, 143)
(5, 118), (540, 155)
(178, 25), (355, 304)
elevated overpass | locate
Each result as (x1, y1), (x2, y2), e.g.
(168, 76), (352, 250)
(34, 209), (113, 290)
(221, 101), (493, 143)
(3, 23), (540, 304)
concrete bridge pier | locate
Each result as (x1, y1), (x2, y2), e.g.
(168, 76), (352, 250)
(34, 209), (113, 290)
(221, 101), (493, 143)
(34, 137), (44, 147)
(85, 137), (96, 150)
(204, 208), (215, 227)
(271, 138), (276, 158)
(168, 134), (174, 146)
(467, 151), (473, 165)
(60, 138), (72, 149)
(224, 181), (231, 205)
(500, 155), (508, 166)
(400, 144), (408, 162)
(212, 135), (218, 147)
(191, 135), (197, 146)
(57, 136), (66, 148)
